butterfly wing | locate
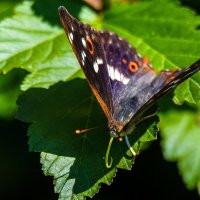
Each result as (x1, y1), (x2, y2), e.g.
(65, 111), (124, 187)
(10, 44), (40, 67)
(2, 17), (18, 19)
(122, 59), (200, 135)
(99, 30), (156, 99)
(59, 6), (113, 118)
(99, 30), (158, 126)
(99, 30), (200, 133)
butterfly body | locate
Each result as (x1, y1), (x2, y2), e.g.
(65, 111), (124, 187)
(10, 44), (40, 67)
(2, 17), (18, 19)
(59, 6), (200, 139)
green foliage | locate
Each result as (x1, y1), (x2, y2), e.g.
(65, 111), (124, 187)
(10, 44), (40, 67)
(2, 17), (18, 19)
(0, 0), (22, 21)
(0, 69), (26, 119)
(0, 0), (200, 199)
(0, 2), (63, 74)
(159, 110), (200, 193)
(16, 79), (158, 199)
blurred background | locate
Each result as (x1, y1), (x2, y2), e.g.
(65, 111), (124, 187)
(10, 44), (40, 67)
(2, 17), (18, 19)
(0, 0), (200, 199)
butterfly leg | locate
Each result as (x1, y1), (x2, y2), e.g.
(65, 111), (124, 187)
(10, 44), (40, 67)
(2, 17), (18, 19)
(75, 127), (96, 134)
(124, 135), (137, 157)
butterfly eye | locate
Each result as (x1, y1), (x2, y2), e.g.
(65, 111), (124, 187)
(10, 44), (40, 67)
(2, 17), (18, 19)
(128, 61), (138, 72)
(86, 37), (94, 55)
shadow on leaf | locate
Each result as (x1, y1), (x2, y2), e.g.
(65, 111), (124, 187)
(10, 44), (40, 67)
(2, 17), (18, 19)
(16, 78), (157, 194)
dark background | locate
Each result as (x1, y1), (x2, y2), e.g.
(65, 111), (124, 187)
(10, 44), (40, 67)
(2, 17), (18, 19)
(0, 119), (199, 200)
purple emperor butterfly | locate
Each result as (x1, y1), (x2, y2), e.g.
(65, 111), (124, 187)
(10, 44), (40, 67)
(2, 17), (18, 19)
(59, 6), (200, 167)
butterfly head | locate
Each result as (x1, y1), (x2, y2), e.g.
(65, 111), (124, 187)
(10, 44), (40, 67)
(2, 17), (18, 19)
(109, 120), (124, 138)
(109, 127), (118, 138)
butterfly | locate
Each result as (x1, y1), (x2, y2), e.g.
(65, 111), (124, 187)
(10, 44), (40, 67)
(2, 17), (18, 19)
(59, 6), (200, 167)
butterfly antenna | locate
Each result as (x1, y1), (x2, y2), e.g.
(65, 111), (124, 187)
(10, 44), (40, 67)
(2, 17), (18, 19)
(124, 136), (137, 157)
(105, 136), (114, 168)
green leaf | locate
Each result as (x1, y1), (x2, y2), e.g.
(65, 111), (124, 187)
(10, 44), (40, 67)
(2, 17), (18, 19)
(0, 1), (91, 91)
(0, 68), (26, 119)
(0, 1), (63, 74)
(0, 0), (22, 21)
(159, 110), (200, 192)
(16, 79), (158, 199)
(20, 51), (81, 91)
(103, 1), (200, 105)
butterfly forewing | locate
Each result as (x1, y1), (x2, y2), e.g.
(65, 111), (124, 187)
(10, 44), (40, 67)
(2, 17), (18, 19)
(59, 6), (113, 118)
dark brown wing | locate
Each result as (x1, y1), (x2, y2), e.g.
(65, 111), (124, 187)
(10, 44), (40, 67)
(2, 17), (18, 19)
(59, 6), (113, 118)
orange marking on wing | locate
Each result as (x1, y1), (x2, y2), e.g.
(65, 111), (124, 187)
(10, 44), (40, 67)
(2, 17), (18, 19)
(122, 58), (127, 64)
(143, 56), (149, 66)
(149, 67), (156, 76)
(138, 59), (143, 67)
(75, 127), (95, 134)
(118, 137), (123, 142)
(166, 76), (175, 84)
(142, 56), (156, 75)
(86, 37), (95, 55)
(161, 71), (167, 77)
(161, 70), (174, 77)
(89, 83), (110, 119)
(129, 61), (138, 72)
(171, 68), (177, 73)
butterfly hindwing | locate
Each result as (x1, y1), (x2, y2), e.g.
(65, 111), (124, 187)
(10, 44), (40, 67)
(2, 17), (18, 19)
(122, 59), (200, 135)
(99, 30), (158, 123)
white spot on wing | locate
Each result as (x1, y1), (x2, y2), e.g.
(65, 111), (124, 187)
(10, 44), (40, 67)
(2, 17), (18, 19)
(107, 65), (130, 85)
(71, 25), (74, 31)
(81, 37), (86, 47)
(69, 32), (73, 43)
(82, 60), (85, 66)
(122, 77), (130, 85)
(107, 65), (114, 79)
(108, 39), (112, 44)
(97, 58), (103, 65)
(81, 51), (86, 61)
(93, 62), (99, 73)
(114, 68), (121, 81)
